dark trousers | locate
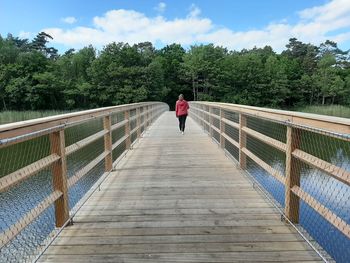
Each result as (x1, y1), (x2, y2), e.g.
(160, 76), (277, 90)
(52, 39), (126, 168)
(178, 115), (187, 132)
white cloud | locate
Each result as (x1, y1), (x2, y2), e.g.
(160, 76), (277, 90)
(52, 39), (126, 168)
(18, 31), (32, 39)
(44, 8), (212, 48)
(154, 2), (166, 13)
(43, 0), (350, 51)
(188, 4), (201, 18)
(298, 0), (350, 22)
(61, 16), (77, 24)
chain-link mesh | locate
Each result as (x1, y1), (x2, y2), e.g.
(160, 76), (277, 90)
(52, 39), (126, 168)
(296, 129), (350, 262)
(111, 111), (127, 163)
(0, 134), (56, 263)
(245, 115), (287, 206)
(0, 102), (168, 263)
(190, 102), (350, 263)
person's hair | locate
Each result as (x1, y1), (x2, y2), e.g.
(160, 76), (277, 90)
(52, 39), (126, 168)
(179, 94), (184, 99)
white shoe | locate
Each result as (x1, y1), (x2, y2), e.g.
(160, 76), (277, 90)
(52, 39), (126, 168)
(182, 131), (184, 135)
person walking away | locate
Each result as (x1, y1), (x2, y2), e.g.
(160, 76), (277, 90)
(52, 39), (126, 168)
(175, 94), (189, 135)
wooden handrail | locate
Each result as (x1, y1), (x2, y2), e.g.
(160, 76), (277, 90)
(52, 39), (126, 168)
(65, 129), (108, 156)
(0, 102), (168, 249)
(242, 126), (287, 152)
(293, 149), (350, 186)
(242, 147), (285, 184)
(0, 102), (163, 140)
(112, 135), (128, 150)
(222, 117), (239, 130)
(67, 151), (109, 188)
(221, 132), (239, 148)
(196, 101), (350, 135)
(292, 186), (350, 239)
(190, 101), (350, 236)
(0, 154), (60, 192)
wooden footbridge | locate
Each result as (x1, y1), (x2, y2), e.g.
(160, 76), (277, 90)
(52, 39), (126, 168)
(0, 102), (349, 262)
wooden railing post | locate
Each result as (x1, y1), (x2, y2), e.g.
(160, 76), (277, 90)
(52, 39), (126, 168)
(136, 107), (141, 138)
(103, 115), (112, 171)
(146, 105), (150, 127)
(49, 130), (69, 227)
(203, 105), (206, 129)
(285, 126), (301, 223)
(155, 105), (159, 119)
(150, 105), (154, 123)
(239, 113), (247, 169)
(198, 104), (202, 128)
(150, 105), (153, 124)
(142, 106), (146, 129)
(125, 110), (131, 149)
(197, 104), (201, 127)
(220, 108), (225, 149)
(209, 106), (213, 137)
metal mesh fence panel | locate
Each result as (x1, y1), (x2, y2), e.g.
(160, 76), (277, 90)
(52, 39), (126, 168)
(245, 116), (286, 206)
(0, 102), (168, 263)
(222, 109), (240, 160)
(296, 130), (350, 262)
(64, 118), (105, 211)
(190, 102), (350, 263)
(0, 135), (55, 263)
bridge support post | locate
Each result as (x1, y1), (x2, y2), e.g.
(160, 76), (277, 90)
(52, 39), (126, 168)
(200, 105), (204, 128)
(103, 115), (112, 171)
(125, 110), (131, 149)
(201, 104), (205, 129)
(209, 106), (213, 137)
(220, 108), (225, 149)
(136, 107), (141, 138)
(146, 105), (150, 128)
(49, 130), (69, 227)
(239, 113), (247, 169)
(285, 126), (301, 223)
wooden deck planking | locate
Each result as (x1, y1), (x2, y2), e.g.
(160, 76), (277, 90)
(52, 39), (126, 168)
(38, 112), (321, 262)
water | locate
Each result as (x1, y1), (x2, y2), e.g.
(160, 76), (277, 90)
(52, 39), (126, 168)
(197, 107), (349, 261)
(0, 112), (126, 262)
(0, 111), (349, 262)
(229, 116), (350, 263)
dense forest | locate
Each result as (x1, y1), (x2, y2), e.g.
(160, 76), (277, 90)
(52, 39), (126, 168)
(0, 32), (350, 111)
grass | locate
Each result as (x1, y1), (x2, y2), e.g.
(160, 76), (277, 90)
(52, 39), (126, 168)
(296, 105), (350, 118)
(0, 110), (71, 125)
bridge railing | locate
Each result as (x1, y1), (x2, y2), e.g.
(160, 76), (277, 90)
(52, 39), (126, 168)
(0, 102), (168, 262)
(190, 101), (350, 262)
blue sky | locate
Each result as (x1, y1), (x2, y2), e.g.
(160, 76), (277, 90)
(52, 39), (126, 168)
(1, 0), (350, 53)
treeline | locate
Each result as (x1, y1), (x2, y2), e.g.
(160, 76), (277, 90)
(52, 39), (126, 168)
(1, 32), (350, 111)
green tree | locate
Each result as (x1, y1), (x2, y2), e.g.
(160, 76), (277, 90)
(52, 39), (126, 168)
(1, 32), (350, 111)
(159, 44), (189, 108)
(183, 44), (227, 101)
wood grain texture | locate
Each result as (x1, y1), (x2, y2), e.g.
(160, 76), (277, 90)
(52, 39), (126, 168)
(50, 130), (69, 227)
(285, 127), (301, 223)
(192, 101), (350, 136)
(0, 102), (166, 140)
(239, 113), (247, 169)
(38, 112), (320, 262)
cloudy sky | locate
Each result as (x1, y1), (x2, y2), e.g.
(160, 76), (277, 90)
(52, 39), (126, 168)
(1, 0), (350, 52)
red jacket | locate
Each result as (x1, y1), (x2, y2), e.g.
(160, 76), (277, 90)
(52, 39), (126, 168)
(175, 100), (189, 117)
